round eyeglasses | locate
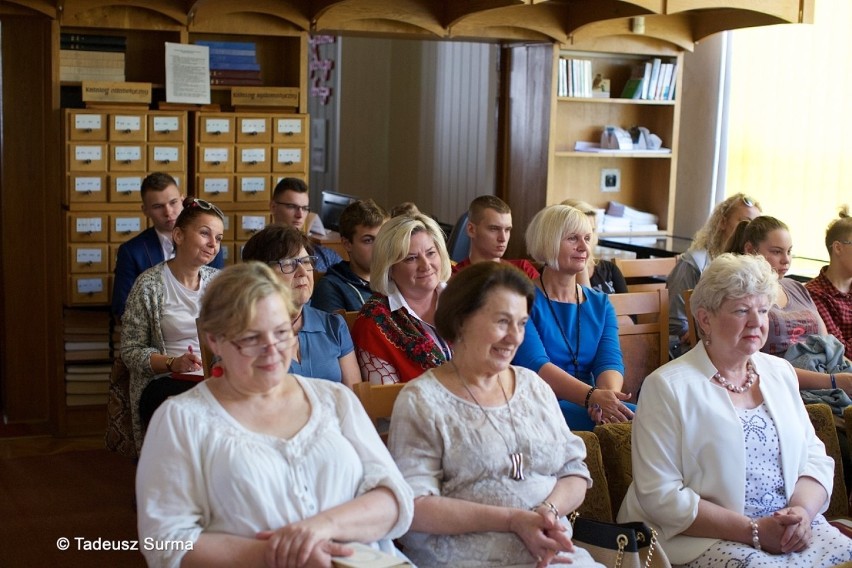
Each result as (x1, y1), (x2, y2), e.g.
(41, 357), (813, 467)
(270, 255), (317, 275)
(230, 330), (295, 357)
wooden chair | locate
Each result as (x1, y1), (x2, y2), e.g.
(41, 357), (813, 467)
(353, 381), (405, 442)
(334, 309), (360, 331)
(607, 289), (669, 402)
(682, 288), (698, 347)
(612, 257), (677, 292)
(196, 318), (214, 377)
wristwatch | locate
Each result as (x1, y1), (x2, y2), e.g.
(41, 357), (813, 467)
(165, 356), (176, 372)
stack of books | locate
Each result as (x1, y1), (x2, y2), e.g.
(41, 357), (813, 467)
(620, 57), (678, 101)
(64, 308), (112, 407)
(195, 40), (263, 86)
(59, 33), (126, 82)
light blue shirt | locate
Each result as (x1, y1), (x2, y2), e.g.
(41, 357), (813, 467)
(289, 305), (354, 382)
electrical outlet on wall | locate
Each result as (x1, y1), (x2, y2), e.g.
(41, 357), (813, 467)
(601, 168), (620, 192)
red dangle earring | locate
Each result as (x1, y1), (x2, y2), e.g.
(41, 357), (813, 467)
(210, 355), (224, 377)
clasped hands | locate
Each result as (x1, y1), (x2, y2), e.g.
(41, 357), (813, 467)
(753, 507), (813, 554)
(586, 388), (633, 425)
(510, 506), (575, 567)
(256, 518), (352, 568)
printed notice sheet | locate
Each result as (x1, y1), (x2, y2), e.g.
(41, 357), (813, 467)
(165, 42), (211, 104)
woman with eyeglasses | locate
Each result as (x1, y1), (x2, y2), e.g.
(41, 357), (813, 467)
(668, 193), (761, 357)
(121, 197), (224, 453)
(351, 213), (453, 384)
(136, 262), (414, 567)
(242, 223), (360, 387)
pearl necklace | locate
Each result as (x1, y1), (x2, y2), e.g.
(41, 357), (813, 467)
(712, 361), (758, 394)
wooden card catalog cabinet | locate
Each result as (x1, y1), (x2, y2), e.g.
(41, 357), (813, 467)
(148, 113), (186, 142)
(273, 116), (307, 144)
(67, 111), (107, 141)
(197, 146), (234, 173)
(68, 244), (109, 274)
(110, 213), (146, 243)
(219, 212), (235, 242)
(109, 175), (144, 203)
(198, 175), (235, 203)
(67, 174), (107, 205)
(234, 212), (269, 240)
(236, 175), (269, 202)
(68, 275), (109, 305)
(236, 146), (271, 173)
(67, 212), (108, 243)
(110, 143), (145, 171)
(68, 143), (107, 171)
(236, 116), (272, 144)
(148, 143), (185, 171)
(273, 145), (306, 173)
(199, 116), (236, 143)
(220, 242), (235, 266)
(109, 113), (147, 141)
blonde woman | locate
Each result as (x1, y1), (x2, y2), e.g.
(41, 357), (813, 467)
(560, 199), (628, 295)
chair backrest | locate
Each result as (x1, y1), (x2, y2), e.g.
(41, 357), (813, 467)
(353, 381), (406, 442)
(195, 318), (214, 378)
(574, 431), (614, 522)
(682, 288), (697, 347)
(445, 211), (471, 263)
(606, 289), (669, 402)
(612, 257), (677, 292)
(594, 422), (633, 520)
(334, 309), (360, 331)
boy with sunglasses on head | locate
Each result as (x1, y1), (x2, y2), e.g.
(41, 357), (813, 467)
(269, 177), (342, 272)
(112, 173), (224, 319)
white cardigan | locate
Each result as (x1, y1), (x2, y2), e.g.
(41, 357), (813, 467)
(617, 342), (834, 565)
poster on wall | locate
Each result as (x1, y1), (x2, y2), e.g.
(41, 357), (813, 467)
(165, 42), (211, 104)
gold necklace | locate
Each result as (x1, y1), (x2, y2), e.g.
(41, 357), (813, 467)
(450, 361), (525, 481)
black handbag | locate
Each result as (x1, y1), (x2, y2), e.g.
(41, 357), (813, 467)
(570, 514), (671, 568)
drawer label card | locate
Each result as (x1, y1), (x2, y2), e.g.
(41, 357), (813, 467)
(204, 119), (230, 134)
(153, 116), (180, 132)
(277, 119), (302, 135)
(76, 248), (103, 264)
(203, 148), (230, 162)
(240, 119), (267, 134)
(222, 215), (230, 231)
(116, 177), (142, 193)
(114, 115), (142, 132)
(114, 146), (142, 161)
(277, 148), (302, 164)
(75, 146), (103, 161)
(77, 278), (104, 294)
(74, 177), (102, 193)
(241, 177), (266, 193)
(203, 178), (230, 194)
(74, 114), (103, 131)
(242, 216), (266, 232)
(241, 148), (266, 163)
(76, 218), (102, 233)
(153, 147), (180, 162)
(115, 217), (142, 233)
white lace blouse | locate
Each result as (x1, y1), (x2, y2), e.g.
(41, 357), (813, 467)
(136, 376), (413, 568)
(388, 366), (592, 567)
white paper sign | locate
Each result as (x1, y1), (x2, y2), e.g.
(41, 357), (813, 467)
(277, 119), (302, 135)
(75, 146), (102, 162)
(77, 278), (104, 294)
(165, 42), (211, 105)
(76, 218), (102, 233)
(203, 148), (230, 163)
(153, 116), (180, 133)
(203, 178), (230, 194)
(242, 216), (266, 232)
(241, 177), (266, 193)
(114, 115), (142, 132)
(114, 146), (142, 161)
(240, 119), (267, 134)
(241, 148), (266, 163)
(223, 215), (231, 231)
(75, 114), (102, 131)
(115, 217), (142, 233)
(74, 177), (102, 193)
(205, 119), (230, 134)
(153, 147), (179, 163)
(76, 248), (103, 264)
(116, 177), (142, 193)
(277, 148), (302, 164)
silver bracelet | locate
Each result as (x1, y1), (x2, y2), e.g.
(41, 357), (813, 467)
(749, 519), (761, 551)
(532, 500), (560, 518)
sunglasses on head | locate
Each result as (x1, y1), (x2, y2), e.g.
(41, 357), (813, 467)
(741, 196), (756, 207)
(184, 197), (225, 220)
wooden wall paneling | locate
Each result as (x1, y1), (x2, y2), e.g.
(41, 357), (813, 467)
(498, 42), (552, 260)
(0, 15), (60, 435)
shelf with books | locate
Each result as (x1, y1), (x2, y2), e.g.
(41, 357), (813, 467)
(547, 43), (683, 234)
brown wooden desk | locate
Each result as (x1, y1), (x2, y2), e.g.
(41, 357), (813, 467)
(309, 230), (347, 260)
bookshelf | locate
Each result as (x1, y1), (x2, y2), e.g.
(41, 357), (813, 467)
(547, 44), (683, 234)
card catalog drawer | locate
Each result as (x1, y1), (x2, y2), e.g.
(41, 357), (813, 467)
(68, 244), (109, 274)
(147, 143), (186, 171)
(67, 143), (107, 171)
(109, 213), (146, 243)
(109, 174), (145, 203)
(148, 112), (186, 142)
(196, 145), (234, 173)
(198, 115), (235, 143)
(220, 241), (236, 266)
(67, 111), (107, 141)
(218, 210), (236, 242)
(110, 144), (146, 171)
(272, 115), (308, 144)
(197, 175), (235, 204)
(235, 145), (271, 173)
(68, 275), (109, 305)
(234, 212), (269, 240)
(68, 212), (108, 243)
(109, 113), (147, 141)
(67, 174), (107, 205)
(235, 175), (270, 202)
(236, 116), (272, 144)
(272, 145), (307, 173)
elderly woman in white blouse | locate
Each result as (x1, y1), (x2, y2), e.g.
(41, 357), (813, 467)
(136, 262), (413, 568)
(389, 262), (603, 568)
